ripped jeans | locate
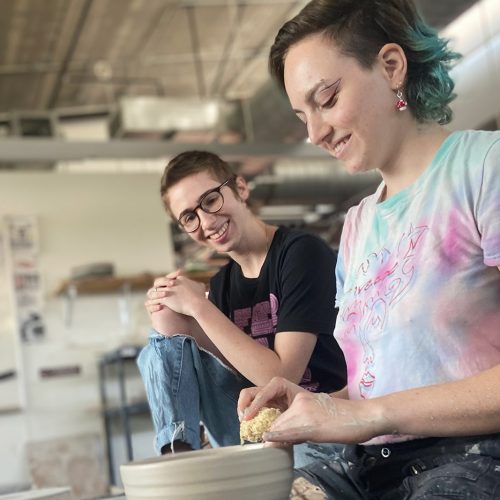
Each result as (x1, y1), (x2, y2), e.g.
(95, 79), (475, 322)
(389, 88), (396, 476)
(137, 332), (249, 453)
(137, 331), (343, 465)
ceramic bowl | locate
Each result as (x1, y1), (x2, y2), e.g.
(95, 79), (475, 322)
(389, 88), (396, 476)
(120, 444), (293, 500)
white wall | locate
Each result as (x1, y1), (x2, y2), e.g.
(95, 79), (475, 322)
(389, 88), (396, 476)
(445, 0), (500, 130)
(0, 171), (175, 491)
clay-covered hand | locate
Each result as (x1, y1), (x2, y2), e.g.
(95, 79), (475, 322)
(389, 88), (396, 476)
(238, 377), (306, 423)
(261, 391), (384, 445)
(239, 376), (385, 445)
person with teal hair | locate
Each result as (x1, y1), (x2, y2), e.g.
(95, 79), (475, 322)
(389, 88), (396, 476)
(239, 0), (500, 497)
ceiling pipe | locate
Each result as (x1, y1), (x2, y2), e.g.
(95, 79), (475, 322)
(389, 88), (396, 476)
(0, 137), (328, 163)
(186, 6), (207, 98)
(47, 0), (94, 109)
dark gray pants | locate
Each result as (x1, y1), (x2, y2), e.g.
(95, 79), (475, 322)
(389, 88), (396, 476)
(296, 434), (500, 499)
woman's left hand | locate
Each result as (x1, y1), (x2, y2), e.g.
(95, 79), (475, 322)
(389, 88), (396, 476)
(151, 273), (207, 317)
(262, 391), (384, 445)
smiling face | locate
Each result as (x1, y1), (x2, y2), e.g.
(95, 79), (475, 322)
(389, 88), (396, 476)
(166, 171), (250, 252)
(284, 34), (408, 175)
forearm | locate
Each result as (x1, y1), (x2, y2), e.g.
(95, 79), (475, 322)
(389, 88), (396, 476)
(191, 299), (295, 386)
(371, 364), (500, 438)
(151, 306), (191, 336)
(259, 366), (500, 446)
(330, 386), (349, 400)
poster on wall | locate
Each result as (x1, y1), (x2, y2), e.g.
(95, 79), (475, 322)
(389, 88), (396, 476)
(5, 216), (46, 343)
(0, 228), (24, 411)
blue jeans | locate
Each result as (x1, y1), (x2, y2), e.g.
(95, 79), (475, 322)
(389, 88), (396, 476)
(296, 434), (500, 499)
(137, 332), (249, 453)
(137, 332), (342, 465)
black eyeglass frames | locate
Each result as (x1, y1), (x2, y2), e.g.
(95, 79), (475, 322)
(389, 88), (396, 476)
(177, 177), (234, 233)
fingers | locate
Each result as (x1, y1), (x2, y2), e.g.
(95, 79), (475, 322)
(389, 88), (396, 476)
(166, 269), (182, 279)
(244, 386), (274, 419)
(262, 441), (293, 450)
(149, 270), (181, 291)
(147, 280), (176, 301)
(148, 287), (165, 299)
(144, 286), (171, 313)
(263, 425), (316, 444)
(238, 377), (290, 421)
(237, 387), (261, 420)
(153, 268), (182, 287)
(145, 303), (163, 313)
(152, 278), (176, 289)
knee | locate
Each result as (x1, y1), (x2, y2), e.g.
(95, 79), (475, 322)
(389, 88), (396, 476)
(138, 334), (196, 371)
(151, 307), (191, 335)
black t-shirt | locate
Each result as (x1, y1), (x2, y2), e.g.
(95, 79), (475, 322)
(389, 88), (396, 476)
(208, 226), (346, 393)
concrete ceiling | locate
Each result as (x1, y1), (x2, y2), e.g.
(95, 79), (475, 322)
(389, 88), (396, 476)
(0, 0), (300, 111)
(0, 0), (479, 115)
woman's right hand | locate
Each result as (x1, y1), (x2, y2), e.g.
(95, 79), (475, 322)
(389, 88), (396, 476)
(144, 270), (182, 315)
(144, 271), (190, 335)
(237, 376), (306, 421)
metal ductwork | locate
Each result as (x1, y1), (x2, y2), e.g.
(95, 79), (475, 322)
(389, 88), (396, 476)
(108, 96), (242, 139)
(0, 112), (57, 138)
(240, 80), (307, 143)
(250, 158), (381, 209)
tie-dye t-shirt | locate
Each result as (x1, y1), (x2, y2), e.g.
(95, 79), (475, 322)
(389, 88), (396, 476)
(334, 130), (500, 444)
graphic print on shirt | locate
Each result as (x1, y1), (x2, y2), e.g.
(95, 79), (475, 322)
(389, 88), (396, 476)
(232, 293), (279, 347)
(232, 292), (317, 390)
(338, 224), (428, 399)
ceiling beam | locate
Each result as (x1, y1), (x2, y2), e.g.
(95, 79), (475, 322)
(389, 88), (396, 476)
(179, 0), (303, 6)
(0, 138), (328, 163)
(47, 0), (95, 109)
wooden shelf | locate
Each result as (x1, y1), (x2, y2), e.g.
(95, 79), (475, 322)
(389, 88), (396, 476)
(56, 273), (156, 296)
(56, 270), (218, 296)
(183, 270), (218, 284)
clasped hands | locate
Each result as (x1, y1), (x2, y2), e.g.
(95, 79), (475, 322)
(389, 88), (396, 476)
(145, 270), (207, 318)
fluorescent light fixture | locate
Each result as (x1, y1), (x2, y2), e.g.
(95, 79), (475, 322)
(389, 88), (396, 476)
(56, 158), (169, 173)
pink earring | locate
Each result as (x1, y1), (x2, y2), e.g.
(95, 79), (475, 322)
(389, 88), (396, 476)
(395, 87), (408, 111)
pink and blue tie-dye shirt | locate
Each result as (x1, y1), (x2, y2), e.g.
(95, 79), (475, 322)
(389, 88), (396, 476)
(334, 130), (500, 444)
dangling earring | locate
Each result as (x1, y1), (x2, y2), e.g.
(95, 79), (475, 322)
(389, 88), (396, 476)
(395, 86), (408, 111)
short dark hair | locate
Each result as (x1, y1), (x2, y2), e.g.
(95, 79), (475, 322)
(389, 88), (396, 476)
(160, 151), (237, 213)
(269, 0), (460, 124)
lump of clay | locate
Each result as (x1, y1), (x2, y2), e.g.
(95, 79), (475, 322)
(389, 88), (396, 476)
(240, 407), (282, 444)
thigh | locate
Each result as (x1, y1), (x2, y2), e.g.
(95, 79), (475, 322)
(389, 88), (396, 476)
(137, 333), (196, 396)
(198, 348), (251, 400)
(294, 442), (345, 468)
(194, 348), (251, 447)
(295, 457), (367, 500)
(388, 454), (500, 500)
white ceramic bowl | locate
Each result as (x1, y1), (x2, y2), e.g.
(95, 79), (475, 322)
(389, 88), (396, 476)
(120, 444), (293, 500)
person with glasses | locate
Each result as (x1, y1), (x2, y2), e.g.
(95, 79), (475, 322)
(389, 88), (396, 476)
(137, 150), (347, 462)
(237, 0), (500, 498)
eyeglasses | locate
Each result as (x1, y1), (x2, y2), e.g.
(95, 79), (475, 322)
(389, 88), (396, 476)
(177, 177), (233, 233)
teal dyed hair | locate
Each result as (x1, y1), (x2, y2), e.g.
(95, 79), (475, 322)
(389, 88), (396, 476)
(403, 15), (460, 124)
(269, 0), (461, 124)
